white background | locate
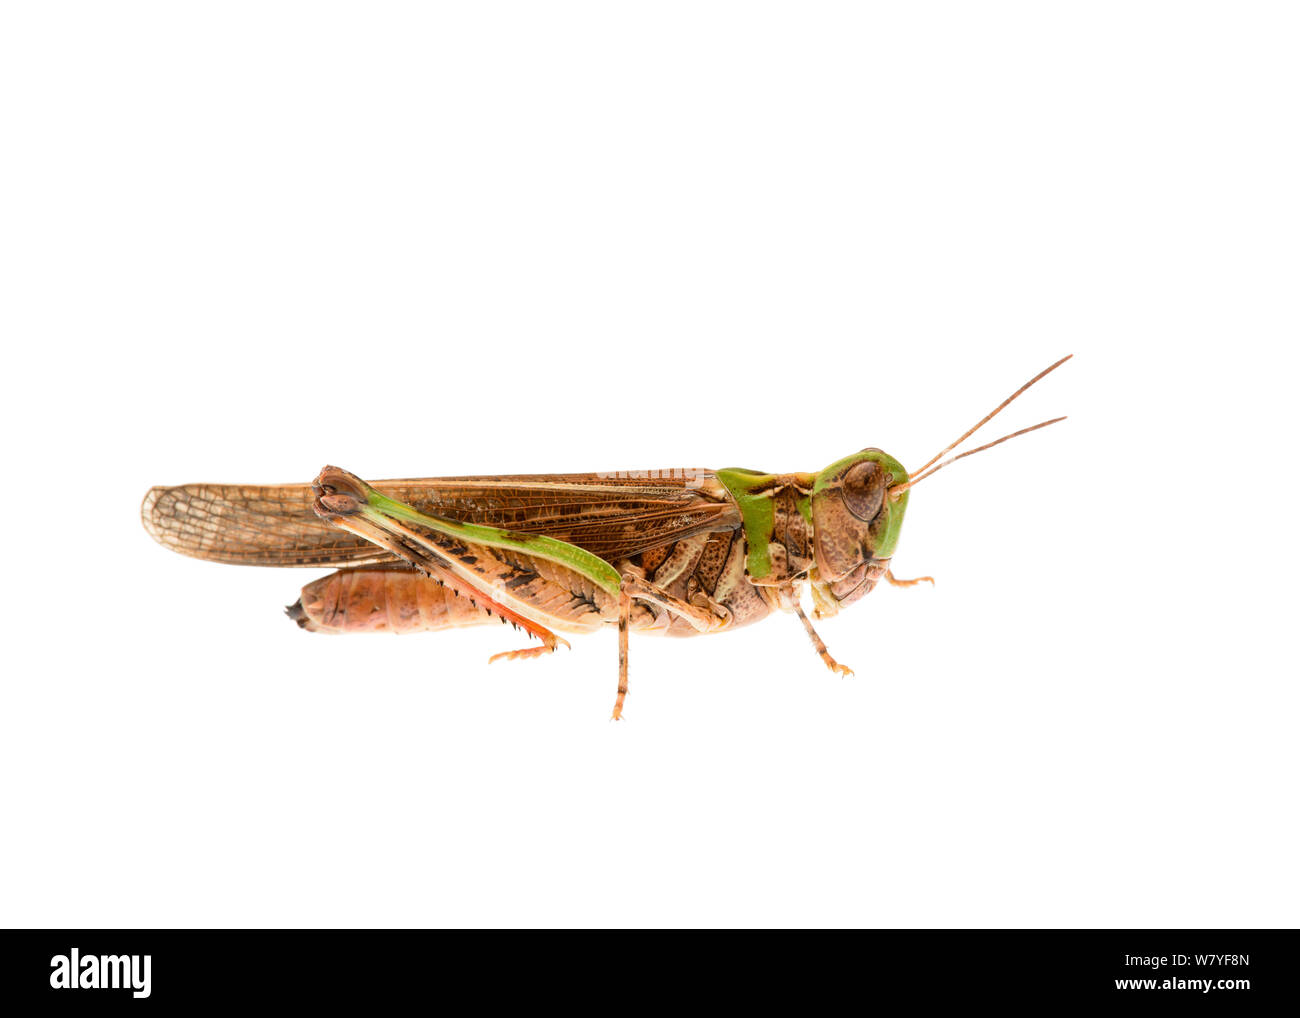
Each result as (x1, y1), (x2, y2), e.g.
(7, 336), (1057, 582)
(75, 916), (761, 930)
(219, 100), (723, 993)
(2, 3), (1296, 929)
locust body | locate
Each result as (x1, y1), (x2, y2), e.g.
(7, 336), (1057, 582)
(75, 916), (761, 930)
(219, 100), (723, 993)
(142, 357), (1070, 716)
(283, 509), (774, 638)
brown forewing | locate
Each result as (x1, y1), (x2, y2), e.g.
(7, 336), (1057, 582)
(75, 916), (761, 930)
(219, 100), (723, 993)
(142, 470), (740, 568)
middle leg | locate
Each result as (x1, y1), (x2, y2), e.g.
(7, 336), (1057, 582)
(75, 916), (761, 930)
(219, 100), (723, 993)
(782, 585), (855, 677)
(613, 584), (631, 721)
(609, 571), (732, 719)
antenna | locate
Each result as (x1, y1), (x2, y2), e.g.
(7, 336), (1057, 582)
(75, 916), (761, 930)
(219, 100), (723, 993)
(889, 355), (1071, 498)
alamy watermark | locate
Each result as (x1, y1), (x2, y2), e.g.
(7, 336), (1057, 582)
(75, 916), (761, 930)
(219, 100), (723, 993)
(50, 948), (151, 998)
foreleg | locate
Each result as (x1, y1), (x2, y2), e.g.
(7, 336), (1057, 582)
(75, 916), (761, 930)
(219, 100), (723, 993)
(886, 569), (934, 588)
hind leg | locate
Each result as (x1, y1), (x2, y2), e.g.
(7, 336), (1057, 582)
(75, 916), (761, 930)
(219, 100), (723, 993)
(488, 627), (570, 663)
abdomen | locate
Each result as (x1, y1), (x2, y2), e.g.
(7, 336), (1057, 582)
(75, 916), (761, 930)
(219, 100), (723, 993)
(287, 567), (497, 634)
(288, 527), (772, 637)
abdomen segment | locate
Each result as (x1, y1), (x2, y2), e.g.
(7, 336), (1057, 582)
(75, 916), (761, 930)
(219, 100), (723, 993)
(287, 567), (497, 634)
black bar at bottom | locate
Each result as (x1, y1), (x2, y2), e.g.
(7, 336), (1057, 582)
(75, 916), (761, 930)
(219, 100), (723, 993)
(0, 929), (1291, 1008)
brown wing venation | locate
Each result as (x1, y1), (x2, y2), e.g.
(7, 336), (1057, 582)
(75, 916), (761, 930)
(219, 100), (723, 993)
(142, 483), (398, 568)
(142, 470), (740, 569)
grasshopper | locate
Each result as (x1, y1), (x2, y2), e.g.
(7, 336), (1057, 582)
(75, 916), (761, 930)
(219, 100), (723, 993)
(142, 356), (1069, 717)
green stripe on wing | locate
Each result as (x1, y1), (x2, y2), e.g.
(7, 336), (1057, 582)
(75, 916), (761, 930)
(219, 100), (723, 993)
(360, 485), (623, 597)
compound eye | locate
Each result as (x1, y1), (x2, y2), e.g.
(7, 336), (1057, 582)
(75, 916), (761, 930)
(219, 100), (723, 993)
(842, 461), (885, 521)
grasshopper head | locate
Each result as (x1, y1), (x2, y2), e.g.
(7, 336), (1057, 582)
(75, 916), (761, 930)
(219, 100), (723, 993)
(809, 449), (910, 608)
(808, 354), (1074, 611)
